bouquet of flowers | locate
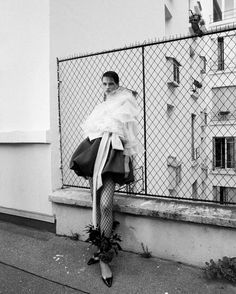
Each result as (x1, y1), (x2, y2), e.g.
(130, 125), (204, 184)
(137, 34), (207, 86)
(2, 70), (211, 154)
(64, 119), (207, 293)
(85, 221), (122, 263)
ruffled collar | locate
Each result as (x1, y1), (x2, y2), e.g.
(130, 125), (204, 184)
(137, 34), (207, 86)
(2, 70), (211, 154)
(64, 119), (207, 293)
(105, 86), (135, 101)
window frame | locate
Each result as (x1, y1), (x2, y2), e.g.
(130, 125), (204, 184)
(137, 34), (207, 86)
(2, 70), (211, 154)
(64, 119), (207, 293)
(217, 37), (225, 71)
(213, 186), (236, 203)
(166, 56), (181, 87)
(213, 0), (236, 23)
(173, 60), (180, 84)
(199, 55), (207, 73)
(213, 136), (236, 169)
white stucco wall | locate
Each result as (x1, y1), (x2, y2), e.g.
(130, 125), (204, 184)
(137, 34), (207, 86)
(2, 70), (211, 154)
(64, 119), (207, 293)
(0, 0), (52, 218)
(50, 0), (166, 58)
(0, 0), (50, 131)
(0, 144), (52, 215)
(164, 0), (189, 36)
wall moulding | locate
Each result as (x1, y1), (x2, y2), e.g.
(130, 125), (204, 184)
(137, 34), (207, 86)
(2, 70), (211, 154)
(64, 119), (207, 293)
(0, 130), (51, 144)
(0, 206), (55, 223)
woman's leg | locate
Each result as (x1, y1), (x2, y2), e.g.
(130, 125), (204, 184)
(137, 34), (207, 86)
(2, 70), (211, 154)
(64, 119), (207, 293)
(87, 177), (101, 265)
(99, 176), (115, 286)
(88, 176), (115, 235)
(100, 176), (115, 237)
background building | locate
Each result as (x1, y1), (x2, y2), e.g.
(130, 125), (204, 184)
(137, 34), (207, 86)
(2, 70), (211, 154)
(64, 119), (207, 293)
(201, 0), (236, 202)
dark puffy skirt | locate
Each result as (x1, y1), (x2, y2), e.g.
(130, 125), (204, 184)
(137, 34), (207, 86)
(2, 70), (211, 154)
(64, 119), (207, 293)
(69, 137), (134, 186)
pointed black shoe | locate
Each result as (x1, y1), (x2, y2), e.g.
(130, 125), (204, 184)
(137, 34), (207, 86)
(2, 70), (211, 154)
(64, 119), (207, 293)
(102, 275), (113, 288)
(87, 255), (99, 265)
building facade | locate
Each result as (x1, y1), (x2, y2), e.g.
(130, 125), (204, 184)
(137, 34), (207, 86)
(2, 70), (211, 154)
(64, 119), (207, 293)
(201, 0), (236, 203)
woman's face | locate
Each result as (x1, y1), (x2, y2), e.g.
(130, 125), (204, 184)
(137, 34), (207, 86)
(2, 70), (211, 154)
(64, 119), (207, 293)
(102, 76), (119, 95)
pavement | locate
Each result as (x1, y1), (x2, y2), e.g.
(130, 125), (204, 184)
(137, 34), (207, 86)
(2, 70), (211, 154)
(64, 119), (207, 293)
(0, 220), (236, 294)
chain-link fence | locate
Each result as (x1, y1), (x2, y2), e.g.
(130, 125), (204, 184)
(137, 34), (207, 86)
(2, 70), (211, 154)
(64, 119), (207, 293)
(57, 26), (236, 205)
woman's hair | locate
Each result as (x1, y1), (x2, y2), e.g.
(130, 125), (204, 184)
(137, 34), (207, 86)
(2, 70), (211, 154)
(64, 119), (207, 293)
(102, 71), (119, 85)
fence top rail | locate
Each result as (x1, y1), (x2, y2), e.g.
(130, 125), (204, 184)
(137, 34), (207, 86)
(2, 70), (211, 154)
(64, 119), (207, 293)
(57, 23), (236, 63)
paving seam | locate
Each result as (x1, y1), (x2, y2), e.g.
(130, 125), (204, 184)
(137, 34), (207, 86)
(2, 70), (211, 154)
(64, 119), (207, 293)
(0, 260), (90, 294)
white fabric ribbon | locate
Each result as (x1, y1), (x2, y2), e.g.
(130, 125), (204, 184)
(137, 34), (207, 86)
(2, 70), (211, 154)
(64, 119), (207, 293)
(92, 132), (124, 227)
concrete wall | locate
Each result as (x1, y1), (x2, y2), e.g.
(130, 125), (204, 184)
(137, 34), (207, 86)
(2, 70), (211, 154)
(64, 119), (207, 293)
(50, 189), (236, 267)
(0, 144), (52, 215)
(0, 0), (50, 131)
(0, 0), (52, 218)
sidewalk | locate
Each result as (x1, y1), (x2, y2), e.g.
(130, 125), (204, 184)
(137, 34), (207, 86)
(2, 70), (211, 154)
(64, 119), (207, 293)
(0, 220), (235, 294)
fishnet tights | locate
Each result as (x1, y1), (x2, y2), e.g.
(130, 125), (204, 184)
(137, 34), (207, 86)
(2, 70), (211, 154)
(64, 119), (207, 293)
(88, 177), (115, 238)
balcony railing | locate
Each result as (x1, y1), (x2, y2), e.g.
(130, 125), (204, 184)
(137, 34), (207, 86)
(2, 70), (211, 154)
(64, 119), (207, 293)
(57, 26), (236, 205)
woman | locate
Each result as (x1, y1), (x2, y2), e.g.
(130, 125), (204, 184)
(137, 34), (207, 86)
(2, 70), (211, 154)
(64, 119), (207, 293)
(70, 71), (141, 287)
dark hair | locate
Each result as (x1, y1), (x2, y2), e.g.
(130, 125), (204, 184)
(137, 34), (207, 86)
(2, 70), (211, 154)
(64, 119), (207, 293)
(102, 71), (119, 85)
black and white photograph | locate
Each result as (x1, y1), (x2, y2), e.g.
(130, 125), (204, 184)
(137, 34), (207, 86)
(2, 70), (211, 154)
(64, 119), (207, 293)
(0, 0), (236, 293)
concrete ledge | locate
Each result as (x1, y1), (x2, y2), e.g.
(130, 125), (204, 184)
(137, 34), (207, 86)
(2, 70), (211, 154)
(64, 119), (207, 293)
(49, 188), (236, 266)
(0, 130), (51, 144)
(49, 187), (236, 228)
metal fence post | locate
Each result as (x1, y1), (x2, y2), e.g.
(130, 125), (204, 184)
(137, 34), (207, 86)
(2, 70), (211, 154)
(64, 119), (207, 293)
(142, 46), (148, 195)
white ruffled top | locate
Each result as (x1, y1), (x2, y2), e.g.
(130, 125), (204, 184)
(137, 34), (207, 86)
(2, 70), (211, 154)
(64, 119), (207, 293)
(81, 87), (142, 156)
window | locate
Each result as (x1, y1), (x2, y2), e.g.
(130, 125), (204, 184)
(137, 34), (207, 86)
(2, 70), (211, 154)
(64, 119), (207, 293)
(212, 87), (236, 121)
(173, 60), (180, 84)
(213, 186), (236, 203)
(213, 137), (235, 169)
(213, 0), (235, 22)
(166, 57), (181, 87)
(217, 37), (224, 71)
(199, 55), (206, 73)
(213, 0), (223, 21)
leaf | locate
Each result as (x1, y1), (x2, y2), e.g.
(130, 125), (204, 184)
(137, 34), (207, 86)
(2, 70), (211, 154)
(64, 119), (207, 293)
(205, 256), (236, 283)
(112, 220), (120, 231)
(117, 243), (122, 250)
